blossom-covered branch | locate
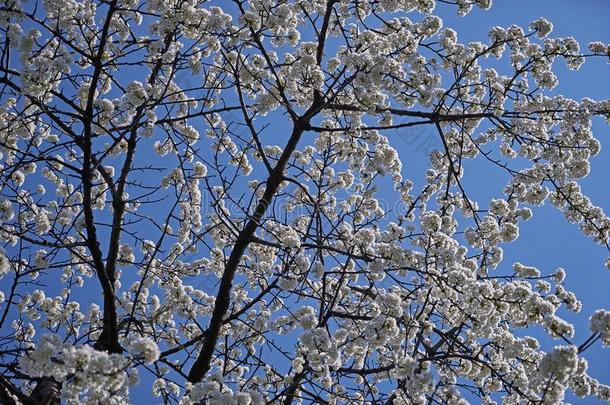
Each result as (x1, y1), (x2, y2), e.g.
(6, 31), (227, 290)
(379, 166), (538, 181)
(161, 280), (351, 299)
(1, 0), (610, 403)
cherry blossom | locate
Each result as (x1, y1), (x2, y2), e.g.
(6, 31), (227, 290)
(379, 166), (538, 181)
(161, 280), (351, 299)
(0, 0), (609, 404)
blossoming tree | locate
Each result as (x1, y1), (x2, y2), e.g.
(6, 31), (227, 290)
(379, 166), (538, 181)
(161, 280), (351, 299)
(1, 0), (610, 403)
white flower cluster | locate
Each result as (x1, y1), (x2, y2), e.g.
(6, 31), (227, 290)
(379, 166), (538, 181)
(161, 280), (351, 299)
(125, 336), (160, 363)
(0, 248), (11, 278)
(532, 345), (585, 403)
(590, 310), (610, 346)
(19, 335), (135, 404)
(180, 379), (262, 405)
